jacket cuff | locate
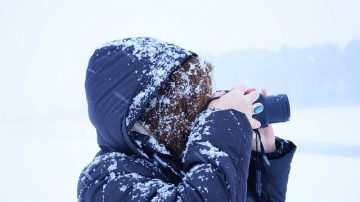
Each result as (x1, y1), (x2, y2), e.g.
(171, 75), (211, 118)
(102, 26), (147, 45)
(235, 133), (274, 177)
(266, 137), (296, 160)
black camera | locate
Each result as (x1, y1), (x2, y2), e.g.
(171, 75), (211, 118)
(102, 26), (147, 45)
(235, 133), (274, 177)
(253, 94), (291, 128)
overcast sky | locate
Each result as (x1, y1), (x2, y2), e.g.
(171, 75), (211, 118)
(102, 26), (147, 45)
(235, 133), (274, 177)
(0, 0), (359, 119)
(1, 0), (360, 54)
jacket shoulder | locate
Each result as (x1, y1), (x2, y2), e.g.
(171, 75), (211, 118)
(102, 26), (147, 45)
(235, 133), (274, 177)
(77, 151), (162, 201)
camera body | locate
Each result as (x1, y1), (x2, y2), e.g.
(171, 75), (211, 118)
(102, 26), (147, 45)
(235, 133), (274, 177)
(253, 94), (291, 128)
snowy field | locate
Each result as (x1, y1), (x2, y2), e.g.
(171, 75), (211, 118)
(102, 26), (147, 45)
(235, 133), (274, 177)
(1, 106), (359, 202)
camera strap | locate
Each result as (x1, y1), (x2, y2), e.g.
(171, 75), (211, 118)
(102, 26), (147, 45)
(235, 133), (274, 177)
(254, 129), (274, 201)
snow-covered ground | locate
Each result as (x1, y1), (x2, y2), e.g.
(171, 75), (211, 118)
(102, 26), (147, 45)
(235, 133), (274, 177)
(273, 106), (360, 201)
(1, 106), (359, 202)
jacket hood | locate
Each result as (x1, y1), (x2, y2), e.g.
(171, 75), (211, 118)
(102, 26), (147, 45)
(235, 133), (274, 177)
(85, 37), (196, 154)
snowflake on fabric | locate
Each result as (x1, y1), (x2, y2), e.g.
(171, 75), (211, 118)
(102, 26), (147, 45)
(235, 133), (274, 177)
(98, 37), (193, 127)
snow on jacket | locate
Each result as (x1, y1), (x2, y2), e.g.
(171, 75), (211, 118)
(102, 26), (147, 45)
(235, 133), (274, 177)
(77, 37), (296, 202)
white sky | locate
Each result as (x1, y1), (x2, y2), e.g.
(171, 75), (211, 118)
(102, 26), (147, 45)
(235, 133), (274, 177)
(0, 0), (359, 120)
(1, 0), (360, 55)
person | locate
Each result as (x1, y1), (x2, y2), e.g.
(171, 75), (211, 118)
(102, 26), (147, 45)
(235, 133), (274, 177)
(77, 37), (296, 202)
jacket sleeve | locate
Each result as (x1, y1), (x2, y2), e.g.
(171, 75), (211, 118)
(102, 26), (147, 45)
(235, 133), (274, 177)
(78, 108), (254, 202)
(247, 137), (296, 202)
(179, 108), (254, 201)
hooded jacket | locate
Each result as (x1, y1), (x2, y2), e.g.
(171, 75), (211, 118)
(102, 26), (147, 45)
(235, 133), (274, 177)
(78, 37), (296, 202)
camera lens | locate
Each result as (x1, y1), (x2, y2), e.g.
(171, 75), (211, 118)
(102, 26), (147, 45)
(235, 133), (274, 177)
(264, 94), (290, 124)
(253, 94), (291, 128)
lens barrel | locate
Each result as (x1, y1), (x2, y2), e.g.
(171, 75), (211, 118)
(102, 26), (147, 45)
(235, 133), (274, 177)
(253, 94), (291, 128)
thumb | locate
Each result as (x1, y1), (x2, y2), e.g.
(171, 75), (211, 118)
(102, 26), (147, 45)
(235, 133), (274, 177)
(249, 118), (261, 129)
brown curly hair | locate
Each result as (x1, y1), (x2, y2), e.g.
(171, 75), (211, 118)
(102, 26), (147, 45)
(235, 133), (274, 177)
(138, 56), (213, 156)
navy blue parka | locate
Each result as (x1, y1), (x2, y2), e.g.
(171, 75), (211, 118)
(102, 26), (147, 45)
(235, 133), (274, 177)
(78, 37), (296, 202)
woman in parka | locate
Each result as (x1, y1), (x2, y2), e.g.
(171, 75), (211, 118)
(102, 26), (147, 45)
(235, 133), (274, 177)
(78, 37), (296, 202)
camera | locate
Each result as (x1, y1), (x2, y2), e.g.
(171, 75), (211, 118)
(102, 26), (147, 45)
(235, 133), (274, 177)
(253, 94), (291, 128)
(208, 90), (291, 128)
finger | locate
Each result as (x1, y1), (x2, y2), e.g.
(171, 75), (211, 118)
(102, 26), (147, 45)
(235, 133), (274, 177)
(231, 85), (246, 93)
(246, 91), (260, 103)
(261, 124), (274, 134)
(261, 88), (267, 96)
(245, 87), (256, 95)
(250, 118), (261, 129)
(211, 90), (226, 98)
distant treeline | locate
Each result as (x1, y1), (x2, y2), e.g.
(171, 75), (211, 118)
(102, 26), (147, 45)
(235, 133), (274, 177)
(213, 40), (360, 108)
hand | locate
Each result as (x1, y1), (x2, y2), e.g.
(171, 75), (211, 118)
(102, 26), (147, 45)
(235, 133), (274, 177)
(208, 85), (261, 129)
(250, 88), (276, 153)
